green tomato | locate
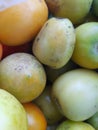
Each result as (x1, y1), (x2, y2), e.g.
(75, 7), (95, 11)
(34, 86), (63, 125)
(52, 69), (98, 121)
(56, 120), (95, 130)
(72, 22), (98, 69)
(92, 0), (98, 16)
(86, 111), (98, 130)
(46, 0), (93, 24)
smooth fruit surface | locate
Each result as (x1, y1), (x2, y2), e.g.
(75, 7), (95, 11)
(72, 22), (98, 69)
(0, 53), (46, 103)
(86, 111), (98, 130)
(46, 0), (93, 24)
(0, 0), (48, 46)
(0, 89), (28, 130)
(23, 102), (47, 130)
(34, 86), (63, 125)
(52, 69), (98, 121)
(56, 120), (95, 130)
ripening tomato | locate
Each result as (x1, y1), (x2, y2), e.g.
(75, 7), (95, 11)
(0, 43), (3, 60)
(0, 0), (48, 46)
(23, 102), (47, 130)
(2, 42), (32, 59)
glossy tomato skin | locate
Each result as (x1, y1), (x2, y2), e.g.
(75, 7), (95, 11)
(0, 0), (48, 46)
(23, 102), (47, 130)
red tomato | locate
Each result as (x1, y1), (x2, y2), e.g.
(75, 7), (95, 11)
(2, 42), (32, 58)
(23, 102), (47, 130)
(0, 43), (3, 60)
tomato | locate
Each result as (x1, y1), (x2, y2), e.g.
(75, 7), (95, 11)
(0, 53), (46, 103)
(23, 102), (47, 130)
(92, 0), (98, 17)
(72, 22), (98, 69)
(32, 17), (75, 69)
(0, 43), (3, 60)
(52, 69), (98, 121)
(0, 0), (48, 46)
(45, 0), (93, 25)
(56, 120), (95, 130)
(2, 42), (32, 58)
(86, 111), (98, 130)
(0, 89), (28, 130)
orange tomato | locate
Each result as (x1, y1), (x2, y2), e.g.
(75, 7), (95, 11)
(0, 43), (3, 60)
(0, 0), (48, 46)
(23, 102), (47, 130)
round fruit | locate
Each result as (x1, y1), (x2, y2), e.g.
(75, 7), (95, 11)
(86, 111), (98, 130)
(34, 86), (63, 125)
(0, 43), (3, 60)
(72, 22), (98, 69)
(56, 120), (95, 130)
(45, 0), (93, 24)
(52, 69), (98, 121)
(32, 17), (76, 69)
(0, 88), (28, 130)
(0, 53), (46, 103)
(92, 0), (98, 16)
(2, 42), (32, 58)
(0, 0), (48, 46)
(23, 102), (47, 130)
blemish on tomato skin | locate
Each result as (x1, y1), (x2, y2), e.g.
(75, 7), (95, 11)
(36, 37), (40, 42)
(38, 0), (42, 2)
(45, 22), (48, 27)
(14, 66), (23, 72)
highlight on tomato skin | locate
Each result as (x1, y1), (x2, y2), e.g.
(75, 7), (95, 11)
(0, 0), (48, 46)
(23, 102), (47, 130)
(0, 43), (3, 60)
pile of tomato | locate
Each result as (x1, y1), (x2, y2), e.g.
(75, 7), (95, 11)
(0, 0), (98, 130)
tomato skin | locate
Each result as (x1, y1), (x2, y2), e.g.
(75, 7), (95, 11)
(0, 0), (48, 46)
(52, 69), (98, 121)
(23, 102), (47, 130)
(72, 22), (98, 69)
(86, 111), (98, 130)
(0, 43), (3, 60)
(56, 119), (95, 130)
(2, 42), (32, 59)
